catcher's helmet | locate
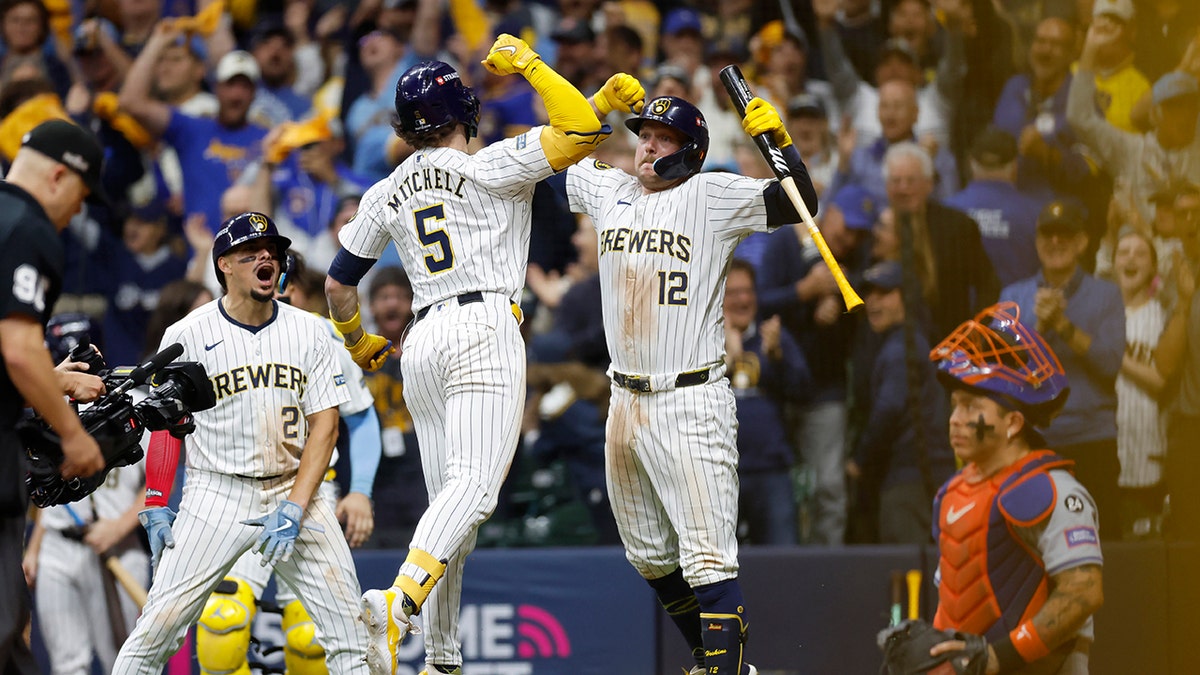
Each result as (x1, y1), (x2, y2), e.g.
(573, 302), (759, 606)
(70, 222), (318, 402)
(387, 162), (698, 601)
(624, 96), (709, 180)
(929, 302), (1069, 427)
(394, 61), (481, 139)
(211, 212), (291, 288)
(45, 312), (96, 363)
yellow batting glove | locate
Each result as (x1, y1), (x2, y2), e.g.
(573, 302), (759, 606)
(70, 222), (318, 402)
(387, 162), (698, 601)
(482, 34), (541, 76)
(345, 333), (396, 372)
(742, 97), (793, 148)
(594, 73), (645, 116)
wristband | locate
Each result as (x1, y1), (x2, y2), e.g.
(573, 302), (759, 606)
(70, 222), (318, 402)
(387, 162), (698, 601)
(331, 308), (362, 340)
(994, 619), (1050, 671)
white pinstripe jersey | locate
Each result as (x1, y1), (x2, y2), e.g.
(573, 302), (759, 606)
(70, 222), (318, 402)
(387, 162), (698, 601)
(159, 298), (350, 477)
(338, 128), (555, 309)
(566, 160), (776, 375)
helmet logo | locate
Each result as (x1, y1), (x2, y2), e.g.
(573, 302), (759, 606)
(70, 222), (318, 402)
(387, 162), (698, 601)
(248, 214), (269, 232)
(650, 98), (671, 115)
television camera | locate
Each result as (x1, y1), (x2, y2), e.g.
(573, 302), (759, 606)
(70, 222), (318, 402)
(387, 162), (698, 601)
(20, 343), (216, 507)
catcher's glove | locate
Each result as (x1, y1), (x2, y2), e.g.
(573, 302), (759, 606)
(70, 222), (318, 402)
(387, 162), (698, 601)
(877, 620), (989, 675)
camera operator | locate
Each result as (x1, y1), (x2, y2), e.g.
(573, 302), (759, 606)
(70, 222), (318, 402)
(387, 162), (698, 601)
(1, 119), (106, 674)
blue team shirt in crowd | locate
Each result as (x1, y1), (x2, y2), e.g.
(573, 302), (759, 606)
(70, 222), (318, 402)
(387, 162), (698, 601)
(944, 180), (1047, 287)
(163, 109), (269, 232)
(1000, 268), (1125, 447)
(272, 159), (370, 238)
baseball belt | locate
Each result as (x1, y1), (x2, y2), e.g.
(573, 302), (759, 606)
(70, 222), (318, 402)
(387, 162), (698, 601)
(612, 367), (712, 394)
(415, 291), (523, 324)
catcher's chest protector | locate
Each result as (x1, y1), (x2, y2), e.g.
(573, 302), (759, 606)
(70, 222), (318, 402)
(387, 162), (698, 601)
(932, 451), (1074, 638)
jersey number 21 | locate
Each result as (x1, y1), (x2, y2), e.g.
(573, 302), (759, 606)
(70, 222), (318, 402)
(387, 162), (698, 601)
(414, 204), (455, 274)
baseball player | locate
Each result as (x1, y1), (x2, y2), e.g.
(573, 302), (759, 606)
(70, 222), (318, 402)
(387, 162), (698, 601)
(323, 35), (624, 675)
(193, 256), (381, 675)
(882, 302), (1103, 674)
(23, 315), (150, 675)
(111, 212), (368, 675)
(562, 89), (817, 674)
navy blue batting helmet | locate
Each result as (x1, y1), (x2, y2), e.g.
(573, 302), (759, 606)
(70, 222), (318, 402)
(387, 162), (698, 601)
(624, 96), (709, 180)
(394, 61), (481, 139)
(211, 212), (292, 288)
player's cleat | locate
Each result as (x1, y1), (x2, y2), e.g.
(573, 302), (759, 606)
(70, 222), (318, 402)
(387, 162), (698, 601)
(359, 588), (419, 675)
(687, 665), (757, 675)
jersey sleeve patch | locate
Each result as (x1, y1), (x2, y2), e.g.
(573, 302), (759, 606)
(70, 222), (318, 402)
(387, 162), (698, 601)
(1064, 526), (1098, 548)
(593, 159), (614, 170)
(998, 472), (1056, 527)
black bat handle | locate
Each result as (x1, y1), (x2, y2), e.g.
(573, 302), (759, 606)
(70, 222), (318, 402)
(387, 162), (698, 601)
(719, 64), (791, 179)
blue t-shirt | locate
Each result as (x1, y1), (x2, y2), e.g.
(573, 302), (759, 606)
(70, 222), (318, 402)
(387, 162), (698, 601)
(944, 180), (1047, 288)
(163, 110), (269, 232)
(273, 161), (370, 239)
(1000, 269), (1125, 446)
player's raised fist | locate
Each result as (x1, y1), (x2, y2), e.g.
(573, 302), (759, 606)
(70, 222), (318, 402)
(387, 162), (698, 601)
(482, 34), (541, 76)
(742, 97), (792, 148)
(346, 332), (396, 371)
(594, 73), (645, 115)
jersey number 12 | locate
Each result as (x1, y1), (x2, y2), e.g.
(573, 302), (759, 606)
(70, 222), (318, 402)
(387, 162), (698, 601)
(657, 270), (688, 305)
(414, 204), (455, 274)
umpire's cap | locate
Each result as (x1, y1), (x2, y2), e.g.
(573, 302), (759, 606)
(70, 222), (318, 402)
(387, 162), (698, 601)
(625, 96), (709, 180)
(21, 119), (110, 205)
(212, 212), (291, 288)
(394, 61), (480, 139)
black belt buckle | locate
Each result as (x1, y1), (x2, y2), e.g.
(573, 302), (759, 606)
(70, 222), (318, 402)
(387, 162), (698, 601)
(615, 372), (652, 393)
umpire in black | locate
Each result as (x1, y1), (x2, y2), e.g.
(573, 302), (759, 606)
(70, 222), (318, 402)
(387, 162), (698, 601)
(1, 120), (108, 673)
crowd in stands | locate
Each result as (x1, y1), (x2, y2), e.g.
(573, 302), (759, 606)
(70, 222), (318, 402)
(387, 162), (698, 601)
(4, 0), (1199, 547)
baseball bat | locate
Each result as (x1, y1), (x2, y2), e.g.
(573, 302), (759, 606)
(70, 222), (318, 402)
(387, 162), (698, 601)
(99, 559), (129, 647)
(889, 570), (904, 627)
(718, 64), (864, 312)
(105, 555), (148, 610)
(906, 569), (922, 621)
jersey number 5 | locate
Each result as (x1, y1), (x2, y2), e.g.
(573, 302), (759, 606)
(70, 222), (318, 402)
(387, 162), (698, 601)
(414, 204), (455, 274)
(657, 271), (688, 306)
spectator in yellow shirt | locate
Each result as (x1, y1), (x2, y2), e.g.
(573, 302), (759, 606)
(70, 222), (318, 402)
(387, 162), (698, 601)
(1083, 0), (1150, 132)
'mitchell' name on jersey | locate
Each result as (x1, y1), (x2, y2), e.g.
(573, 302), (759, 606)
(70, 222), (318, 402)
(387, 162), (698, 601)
(386, 166), (467, 206)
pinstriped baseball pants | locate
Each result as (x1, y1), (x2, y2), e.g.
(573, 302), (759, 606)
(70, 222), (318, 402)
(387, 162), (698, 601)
(605, 380), (741, 588)
(111, 471), (368, 675)
(398, 294), (525, 667)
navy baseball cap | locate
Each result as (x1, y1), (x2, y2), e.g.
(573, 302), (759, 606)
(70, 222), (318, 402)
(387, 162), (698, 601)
(551, 18), (594, 44)
(663, 8), (703, 37)
(970, 126), (1018, 168)
(787, 93), (827, 119)
(830, 184), (879, 230)
(21, 119), (110, 206)
(861, 260), (904, 292)
(1037, 199), (1086, 234)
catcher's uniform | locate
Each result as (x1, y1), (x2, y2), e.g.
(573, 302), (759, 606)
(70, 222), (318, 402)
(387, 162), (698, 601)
(932, 450), (1101, 672)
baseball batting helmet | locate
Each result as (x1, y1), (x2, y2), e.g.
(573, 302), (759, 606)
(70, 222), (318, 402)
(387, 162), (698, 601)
(394, 61), (481, 139)
(624, 95), (709, 180)
(45, 312), (96, 363)
(211, 211), (292, 288)
(930, 302), (1070, 428)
